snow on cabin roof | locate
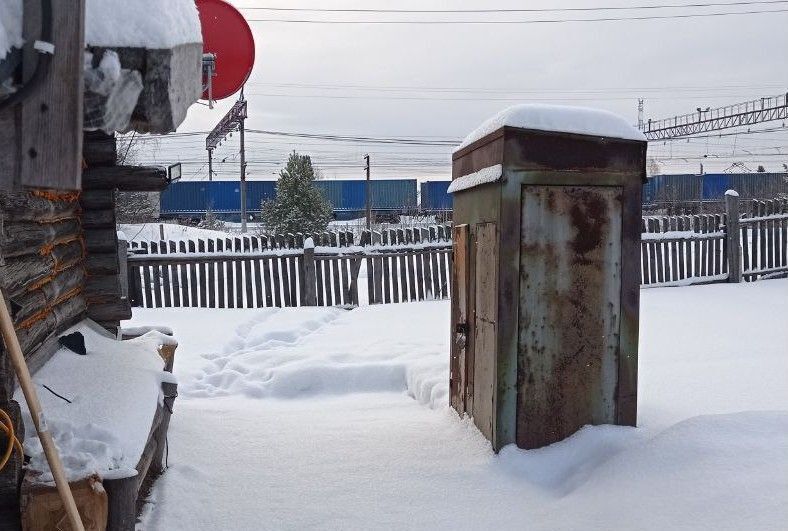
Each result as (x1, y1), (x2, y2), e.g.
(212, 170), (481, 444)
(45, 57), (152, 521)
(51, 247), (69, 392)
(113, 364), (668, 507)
(2, 0), (201, 62)
(0, 0), (23, 61)
(86, 0), (202, 49)
(455, 104), (646, 153)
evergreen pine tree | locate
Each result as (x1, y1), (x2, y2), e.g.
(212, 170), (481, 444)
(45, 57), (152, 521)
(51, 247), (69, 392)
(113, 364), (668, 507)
(261, 151), (333, 233)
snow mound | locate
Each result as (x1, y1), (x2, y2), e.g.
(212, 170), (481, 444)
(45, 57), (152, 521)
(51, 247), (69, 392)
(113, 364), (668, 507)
(85, 0), (202, 49)
(456, 104), (645, 152)
(0, 0), (22, 61)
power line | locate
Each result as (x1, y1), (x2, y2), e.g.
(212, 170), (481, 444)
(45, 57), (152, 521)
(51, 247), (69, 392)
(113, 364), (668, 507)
(237, 1), (788, 14)
(244, 7), (788, 24)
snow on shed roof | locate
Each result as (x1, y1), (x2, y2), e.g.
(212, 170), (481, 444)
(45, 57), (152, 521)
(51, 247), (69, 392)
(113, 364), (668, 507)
(86, 0), (202, 48)
(455, 104), (646, 152)
(0, 0), (22, 61)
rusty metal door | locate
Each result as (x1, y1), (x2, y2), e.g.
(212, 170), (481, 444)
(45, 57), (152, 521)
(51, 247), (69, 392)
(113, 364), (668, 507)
(472, 222), (497, 441)
(450, 224), (470, 414)
(517, 185), (623, 449)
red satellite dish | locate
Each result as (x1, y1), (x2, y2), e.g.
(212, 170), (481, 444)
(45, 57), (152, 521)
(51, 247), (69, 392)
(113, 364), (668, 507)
(197, 0), (255, 101)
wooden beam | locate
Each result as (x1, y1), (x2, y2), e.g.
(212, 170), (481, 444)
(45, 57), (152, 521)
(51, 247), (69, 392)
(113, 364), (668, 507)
(82, 165), (169, 192)
(18, 0), (86, 190)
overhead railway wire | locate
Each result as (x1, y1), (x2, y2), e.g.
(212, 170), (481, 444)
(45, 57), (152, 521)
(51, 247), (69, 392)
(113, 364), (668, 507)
(237, 1), (788, 14)
(242, 7), (788, 24)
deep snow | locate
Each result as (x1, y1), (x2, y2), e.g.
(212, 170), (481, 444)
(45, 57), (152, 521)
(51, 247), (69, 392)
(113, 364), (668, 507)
(127, 279), (788, 530)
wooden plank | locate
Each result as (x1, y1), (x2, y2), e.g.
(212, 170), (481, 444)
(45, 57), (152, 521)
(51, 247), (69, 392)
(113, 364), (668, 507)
(331, 258), (342, 305)
(234, 238), (244, 308)
(280, 256), (291, 306)
(406, 253), (417, 301)
(438, 248), (449, 298)
(340, 258), (350, 305)
(766, 200), (774, 270)
(197, 240), (208, 307)
(315, 256), (325, 306)
(269, 257), (280, 307)
(15, 0), (85, 190)
(381, 256), (391, 304)
(215, 239), (226, 308)
(366, 257), (375, 304)
(262, 257), (274, 307)
(758, 201), (766, 272)
(349, 258), (361, 306)
(421, 251), (433, 299)
(653, 220), (664, 283)
(450, 225), (469, 413)
(390, 254), (400, 303)
(148, 242), (162, 308)
(224, 239), (235, 308)
(429, 250), (441, 298)
(288, 256), (298, 306)
(322, 259), (333, 306)
(178, 241), (189, 306)
(373, 256), (383, 304)
(398, 254), (409, 301)
(302, 249), (318, 306)
(206, 239), (215, 308)
(245, 256), (255, 308)
(169, 241), (181, 307)
(252, 257), (263, 308)
(187, 240), (198, 307)
(414, 251), (425, 300)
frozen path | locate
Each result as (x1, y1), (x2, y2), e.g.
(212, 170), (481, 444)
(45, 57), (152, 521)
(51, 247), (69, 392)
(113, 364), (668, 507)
(127, 280), (788, 530)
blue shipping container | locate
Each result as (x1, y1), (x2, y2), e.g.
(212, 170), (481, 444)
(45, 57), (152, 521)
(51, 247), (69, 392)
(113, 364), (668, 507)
(420, 181), (452, 211)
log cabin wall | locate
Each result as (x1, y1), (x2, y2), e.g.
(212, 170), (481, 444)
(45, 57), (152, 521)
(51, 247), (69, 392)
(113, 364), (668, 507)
(0, 188), (87, 518)
(81, 132), (129, 333)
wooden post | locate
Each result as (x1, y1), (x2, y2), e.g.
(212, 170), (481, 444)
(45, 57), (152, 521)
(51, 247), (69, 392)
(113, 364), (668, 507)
(725, 190), (742, 283)
(302, 239), (318, 306)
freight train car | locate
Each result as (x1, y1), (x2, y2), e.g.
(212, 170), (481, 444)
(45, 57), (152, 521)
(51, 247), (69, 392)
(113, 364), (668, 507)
(159, 179), (418, 221)
(419, 181), (452, 212)
(316, 179), (418, 220)
(642, 173), (787, 206)
(159, 180), (276, 220)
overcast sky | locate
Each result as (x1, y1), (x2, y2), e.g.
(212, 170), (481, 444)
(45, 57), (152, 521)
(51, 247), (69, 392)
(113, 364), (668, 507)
(137, 0), (788, 181)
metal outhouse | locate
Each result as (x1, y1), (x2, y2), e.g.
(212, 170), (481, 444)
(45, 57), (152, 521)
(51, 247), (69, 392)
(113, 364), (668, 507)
(449, 105), (647, 451)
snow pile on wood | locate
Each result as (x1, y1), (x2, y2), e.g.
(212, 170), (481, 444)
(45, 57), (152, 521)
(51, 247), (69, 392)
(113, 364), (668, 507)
(448, 164), (503, 194)
(15, 321), (173, 483)
(85, 0), (202, 48)
(0, 0), (22, 61)
(456, 104), (646, 152)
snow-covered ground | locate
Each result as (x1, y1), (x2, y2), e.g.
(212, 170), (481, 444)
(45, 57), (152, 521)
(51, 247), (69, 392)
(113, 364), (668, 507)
(126, 280), (788, 530)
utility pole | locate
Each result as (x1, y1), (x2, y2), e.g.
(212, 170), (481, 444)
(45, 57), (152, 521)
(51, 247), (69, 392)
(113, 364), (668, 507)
(207, 148), (214, 181)
(637, 99), (644, 131)
(239, 87), (248, 232)
(364, 154), (371, 230)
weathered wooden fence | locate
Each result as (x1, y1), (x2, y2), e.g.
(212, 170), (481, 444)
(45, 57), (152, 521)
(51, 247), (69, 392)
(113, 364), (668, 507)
(128, 224), (453, 252)
(640, 196), (788, 286)
(126, 195), (787, 307)
(126, 240), (452, 309)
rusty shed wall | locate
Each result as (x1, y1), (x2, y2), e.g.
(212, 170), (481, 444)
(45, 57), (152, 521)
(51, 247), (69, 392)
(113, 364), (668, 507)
(500, 129), (645, 450)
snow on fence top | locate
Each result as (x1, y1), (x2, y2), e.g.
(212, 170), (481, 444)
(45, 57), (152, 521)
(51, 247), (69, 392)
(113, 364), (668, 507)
(86, 0), (202, 48)
(455, 104), (646, 152)
(0, 0), (22, 61)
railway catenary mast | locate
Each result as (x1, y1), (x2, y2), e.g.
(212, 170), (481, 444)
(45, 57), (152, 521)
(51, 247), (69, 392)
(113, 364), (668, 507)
(641, 92), (788, 140)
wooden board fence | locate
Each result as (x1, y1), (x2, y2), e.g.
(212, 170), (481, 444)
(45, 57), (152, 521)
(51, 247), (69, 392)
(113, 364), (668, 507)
(126, 200), (788, 308)
(127, 243), (452, 309)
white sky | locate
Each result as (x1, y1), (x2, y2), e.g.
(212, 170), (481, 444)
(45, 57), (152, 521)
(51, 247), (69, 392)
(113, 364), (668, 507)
(135, 0), (788, 181)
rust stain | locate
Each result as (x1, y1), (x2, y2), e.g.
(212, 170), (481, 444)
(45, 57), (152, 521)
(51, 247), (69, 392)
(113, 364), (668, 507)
(31, 189), (80, 203)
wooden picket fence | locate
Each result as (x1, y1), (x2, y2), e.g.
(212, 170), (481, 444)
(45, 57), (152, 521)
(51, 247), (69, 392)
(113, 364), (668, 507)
(640, 197), (787, 286)
(125, 195), (787, 308)
(126, 240), (452, 309)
